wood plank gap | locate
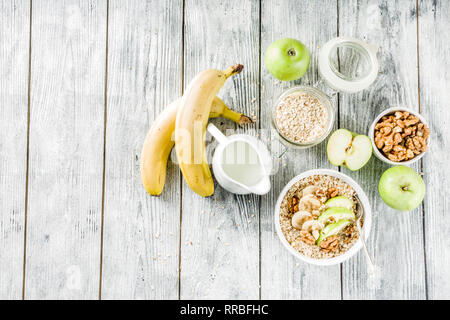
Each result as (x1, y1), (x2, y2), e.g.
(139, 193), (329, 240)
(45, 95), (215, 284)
(340, 0), (425, 299)
(178, 0), (186, 301)
(336, 0), (341, 131)
(415, 0), (428, 300)
(22, 0), (33, 300)
(258, 0), (262, 301)
(336, 0), (343, 301)
(181, 0), (260, 298)
(261, 0), (340, 299)
(98, 0), (110, 301)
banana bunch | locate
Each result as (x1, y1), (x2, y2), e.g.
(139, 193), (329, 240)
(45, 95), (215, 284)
(141, 64), (248, 196)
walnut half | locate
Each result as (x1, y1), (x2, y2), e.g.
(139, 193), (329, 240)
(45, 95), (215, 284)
(319, 235), (339, 253)
(300, 230), (316, 245)
(327, 187), (338, 198)
(288, 195), (299, 214)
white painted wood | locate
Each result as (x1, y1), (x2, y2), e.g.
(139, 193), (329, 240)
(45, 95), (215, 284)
(101, 0), (183, 299)
(180, 0), (261, 299)
(418, 0), (450, 300)
(1, 0), (449, 300)
(260, 0), (342, 300)
(339, 0), (426, 299)
(0, 0), (30, 300)
(24, 0), (106, 299)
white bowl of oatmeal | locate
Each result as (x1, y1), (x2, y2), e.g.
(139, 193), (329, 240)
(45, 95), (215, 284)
(275, 169), (372, 266)
(272, 86), (334, 149)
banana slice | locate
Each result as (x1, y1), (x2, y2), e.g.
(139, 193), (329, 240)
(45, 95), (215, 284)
(301, 185), (318, 197)
(299, 194), (322, 211)
(291, 211), (312, 229)
(302, 220), (324, 240)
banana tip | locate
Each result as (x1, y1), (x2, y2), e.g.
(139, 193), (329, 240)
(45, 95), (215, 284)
(232, 64), (244, 74)
(239, 115), (254, 126)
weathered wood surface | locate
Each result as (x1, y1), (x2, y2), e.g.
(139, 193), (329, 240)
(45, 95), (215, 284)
(339, 0), (426, 299)
(24, 0), (107, 299)
(260, 0), (341, 300)
(419, 0), (450, 300)
(180, 0), (260, 299)
(0, 0), (30, 300)
(101, 0), (183, 300)
(0, 0), (449, 300)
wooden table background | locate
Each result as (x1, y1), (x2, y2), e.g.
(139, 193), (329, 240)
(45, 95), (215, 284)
(1, 0), (449, 300)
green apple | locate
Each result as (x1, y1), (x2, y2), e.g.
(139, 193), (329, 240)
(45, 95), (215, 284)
(316, 219), (351, 245)
(264, 38), (310, 81)
(318, 207), (355, 223)
(324, 196), (354, 210)
(327, 129), (372, 171)
(378, 166), (426, 211)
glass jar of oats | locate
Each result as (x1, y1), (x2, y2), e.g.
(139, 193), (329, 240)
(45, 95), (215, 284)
(272, 86), (334, 148)
(271, 37), (379, 149)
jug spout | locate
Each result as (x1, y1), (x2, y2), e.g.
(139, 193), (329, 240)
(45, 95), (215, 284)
(246, 176), (271, 195)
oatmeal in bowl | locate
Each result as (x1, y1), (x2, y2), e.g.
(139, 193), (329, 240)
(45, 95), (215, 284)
(275, 169), (372, 266)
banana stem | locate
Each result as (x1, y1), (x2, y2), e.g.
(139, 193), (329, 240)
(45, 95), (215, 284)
(237, 114), (254, 126)
(221, 106), (254, 126)
(223, 64), (244, 79)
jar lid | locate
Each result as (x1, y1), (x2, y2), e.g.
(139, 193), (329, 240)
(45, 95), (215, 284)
(318, 37), (379, 93)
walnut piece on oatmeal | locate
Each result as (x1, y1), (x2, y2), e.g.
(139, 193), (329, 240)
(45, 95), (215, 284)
(288, 195), (299, 214)
(327, 187), (338, 198)
(319, 235), (339, 253)
(300, 230), (316, 245)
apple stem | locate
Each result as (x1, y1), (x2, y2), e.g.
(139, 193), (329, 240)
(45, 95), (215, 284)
(402, 186), (408, 191)
(287, 48), (296, 56)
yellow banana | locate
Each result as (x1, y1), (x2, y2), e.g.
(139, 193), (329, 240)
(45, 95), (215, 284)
(175, 65), (244, 197)
(141, 95), (251, 196)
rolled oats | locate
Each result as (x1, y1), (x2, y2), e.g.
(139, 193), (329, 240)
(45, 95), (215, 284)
(275, 91), (329, 144)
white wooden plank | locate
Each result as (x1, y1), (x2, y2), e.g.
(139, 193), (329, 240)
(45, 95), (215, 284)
(180, 0), (260, 299)
(101, 0), (183, 299)
(339, 0), (426, 299)
(418, 0), (450, 300)
(0, 0), (30, 300)
(24, 0), (106, 299)
(260, 0), (341, 299)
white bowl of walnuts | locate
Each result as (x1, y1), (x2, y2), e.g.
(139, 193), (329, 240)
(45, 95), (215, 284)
(369, 107), (430, 166)
(275, 169), (372, 266)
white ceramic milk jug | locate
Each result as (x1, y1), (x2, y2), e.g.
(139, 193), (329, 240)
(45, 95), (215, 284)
(207, 123), (271, 195)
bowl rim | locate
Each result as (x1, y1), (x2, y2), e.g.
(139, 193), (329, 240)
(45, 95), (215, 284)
(368, 107), (430, 166)
(274, 169), (372, 266)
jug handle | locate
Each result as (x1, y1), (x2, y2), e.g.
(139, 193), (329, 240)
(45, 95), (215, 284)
(207, 123), (229, 145)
